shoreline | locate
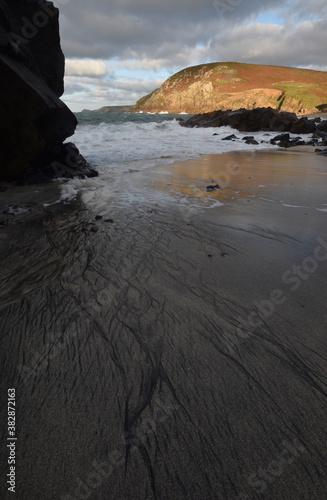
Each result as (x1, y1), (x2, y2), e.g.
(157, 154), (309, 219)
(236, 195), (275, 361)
(0, 144), (326, 243)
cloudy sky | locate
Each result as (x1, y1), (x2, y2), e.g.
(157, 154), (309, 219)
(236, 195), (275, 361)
(53, 0), (327, 111)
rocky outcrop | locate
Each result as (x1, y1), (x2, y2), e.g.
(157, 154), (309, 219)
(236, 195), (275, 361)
(0, 0), (96, 183)
(180, 107), (326, 134)
(180, 107), (327, 152)
(133, 62), (327, 115)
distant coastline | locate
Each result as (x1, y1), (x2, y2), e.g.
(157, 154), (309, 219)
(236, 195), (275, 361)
(79, 105), (134, 114)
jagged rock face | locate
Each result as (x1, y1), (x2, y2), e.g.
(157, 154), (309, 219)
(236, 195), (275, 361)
(0, 0), (92, 182)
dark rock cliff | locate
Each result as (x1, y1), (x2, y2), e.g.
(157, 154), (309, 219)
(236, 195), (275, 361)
(0, 0), (97, 182)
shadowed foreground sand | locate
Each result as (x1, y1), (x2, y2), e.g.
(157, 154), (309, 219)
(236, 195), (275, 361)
(1, 150), (327, 500)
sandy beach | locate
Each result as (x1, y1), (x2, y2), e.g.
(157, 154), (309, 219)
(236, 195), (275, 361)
(1, 149), (327, 500)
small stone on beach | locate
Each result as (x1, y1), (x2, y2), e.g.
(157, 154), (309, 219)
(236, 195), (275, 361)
(206, 184), (220, 192)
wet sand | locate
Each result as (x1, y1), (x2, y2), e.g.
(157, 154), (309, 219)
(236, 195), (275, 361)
(1, 150), (327, 500)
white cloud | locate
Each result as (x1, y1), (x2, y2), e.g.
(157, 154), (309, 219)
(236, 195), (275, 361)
(117, 58), (169, 72)
(65, 59), (108, 77)
(291, 0), (327, 18)
(210, 18), (327, 68)
(63, 72), (164, 111)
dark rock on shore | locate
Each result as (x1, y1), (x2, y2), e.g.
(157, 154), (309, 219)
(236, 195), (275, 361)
(180, 106), (326, 135)
(313, 130), (327, 146)
(0, 0), (96, 182)
(316, 120), (327, 133)
(222, 134), (238, 141)
(270, 133), (314, 148)
(206, 184), (220, 192)
(289, 117), (316, 134)
(242, 135), (260, 145)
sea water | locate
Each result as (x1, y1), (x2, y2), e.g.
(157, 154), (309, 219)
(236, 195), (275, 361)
(72, 111), (277, 171)
(59, 111), (300, 209)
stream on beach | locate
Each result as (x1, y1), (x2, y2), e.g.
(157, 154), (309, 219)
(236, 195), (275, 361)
(1, 146), (327, 499)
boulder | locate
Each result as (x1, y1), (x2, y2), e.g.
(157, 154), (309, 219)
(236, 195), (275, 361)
(270, 133), (290, 144)
(180, 109), (230, 128)
(222, 134), (238, 141)
(290, 117), (316, 134)
(270, 133), (307, 148)
(269, 111), (298, 132)
(317, 120), (327, 133)
(206, 185), (220, 192)
(0, 0), (96, 182)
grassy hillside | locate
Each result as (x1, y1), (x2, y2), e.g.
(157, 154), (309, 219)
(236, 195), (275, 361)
(132, 62), (327, 114)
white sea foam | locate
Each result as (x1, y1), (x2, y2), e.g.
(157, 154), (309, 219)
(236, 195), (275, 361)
(283, 204), (309, 208)
(70, 118), (276, 172)
(5, 206), (31, 215)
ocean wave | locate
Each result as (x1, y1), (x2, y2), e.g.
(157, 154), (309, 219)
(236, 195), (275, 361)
(69, 117), (277, 168)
